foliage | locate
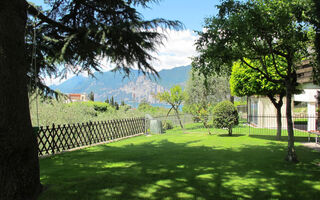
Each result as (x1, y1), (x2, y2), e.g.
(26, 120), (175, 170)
(183, 104), (201, 122)
(182, 103), (212, 133)
(29, 97), (169, 126)
(156, 85), (187, 108)
(194, 0), (313, 161)
(185, 69), (230, 106)
(138, 100), (154, 111)
(25, 0), (183, 92)
(120, 104), (132, 112)
(233, 100), (246, 108)
(85, 101), (110, 112)
(303, 0), (320, 85)
(212, 101), (239, 136)
(88, 91), (94, 101)
(156, 85), (187, 128)
(230, 60), (286, 98)
(105, 98), (110, 104)
(184, 67), (230, 133)
(162, 120), (174, 131)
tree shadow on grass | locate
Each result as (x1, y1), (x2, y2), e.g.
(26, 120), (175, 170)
(39, 138), (320, 200)
(217, 134), (246, 137)
(249, 135), (310, 143)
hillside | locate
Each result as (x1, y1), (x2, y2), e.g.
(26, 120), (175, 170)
(51, 65), (191, 102)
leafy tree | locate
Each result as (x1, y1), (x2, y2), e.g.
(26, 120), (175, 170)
(184, 68), (230, 133)
(114, 102), (120, 110)
(105, 97), (109, 104)
(138, 99), (152, 111)
(304, 0), (320, 85)
(212, 101), (239, 136)
(110, 96), (115, 107)
(156, 85), (187, 129)
(185, 69), (230, 106)
(230, 60), (287, 140)
(88, 91), (94, 101)
(194, 0), (312, 162)
(0, 0), (182, 199)
(121, 100), (125, 106)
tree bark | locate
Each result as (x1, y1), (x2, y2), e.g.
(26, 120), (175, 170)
(285, 83), (298, 163)
(174, 108), (184, 129)
(0, 1), (42, 199)
(230, 95), (234, 104)
(276, 106), (282, 140)
(228, 127), (232, 136)
(267, 94), (284, 141)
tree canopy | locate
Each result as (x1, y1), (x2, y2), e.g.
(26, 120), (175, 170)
(230, 59), (287, 139)
(185, 69), (230, 106)
(26, 0), (183, 94)
(156, 85), (186, 128)
(194, 0), (313, 162)
(230, 60), (286, 98)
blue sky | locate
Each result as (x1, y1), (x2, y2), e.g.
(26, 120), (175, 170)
(29, 0), (220, 84)
(136, 0), (219, 31)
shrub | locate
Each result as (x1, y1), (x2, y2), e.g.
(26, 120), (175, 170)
(212, 101), (239, 136)
(162, 120), (174, 131)
(84, 101), (110, 112)
(120, 104), (131, 112)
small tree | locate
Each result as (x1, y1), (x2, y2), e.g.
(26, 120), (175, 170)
(156, 85), (187, 129)
(110, 96), (115, 107)
(230, 60), (287, 140)
(88, 91), (94, 101)
(212, 101), (239, 136)
(114, 102), (120, 110)
(105, 97), (109, 104)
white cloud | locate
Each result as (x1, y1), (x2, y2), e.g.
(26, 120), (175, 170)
(42, 29), (198, 85)
(151, 29), (198, 71)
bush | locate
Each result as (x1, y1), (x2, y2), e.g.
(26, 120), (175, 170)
(212, 101), (239, 136)
(120, 104), (131, 112)
(84, 101), (110, 112)
(162, 120), (174, 131)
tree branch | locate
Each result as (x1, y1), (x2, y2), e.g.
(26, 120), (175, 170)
(267, 41), (287, 79)
(241, 58), (282, 84)
(26, 1), (75, 33)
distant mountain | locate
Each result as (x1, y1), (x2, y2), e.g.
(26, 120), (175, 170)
(51, 65), (191, 102)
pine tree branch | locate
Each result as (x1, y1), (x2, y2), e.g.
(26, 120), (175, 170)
(26, 1), (75, 33)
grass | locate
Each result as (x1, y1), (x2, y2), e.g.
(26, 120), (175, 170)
(39, 123), (320, 200)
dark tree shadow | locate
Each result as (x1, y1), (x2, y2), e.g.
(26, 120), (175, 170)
(249, 135), (311, 143)
(218, 134), (246, 137)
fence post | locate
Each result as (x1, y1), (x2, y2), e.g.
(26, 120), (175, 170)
(87, 121), (92, 145)
(248, 118), (250, 136)
(51, 123), (56, 154)
(144, 117), (147, 135)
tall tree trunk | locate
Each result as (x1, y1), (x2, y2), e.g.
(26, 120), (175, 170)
(267, 94), (284, 141)
(230, 95), (234, 104)
(228, 127), (232, 136)
(174, 108), (184, 129)
(276, 106), (282, 140)
(0, 1), (42, 199)
(285, 84), (298, 163)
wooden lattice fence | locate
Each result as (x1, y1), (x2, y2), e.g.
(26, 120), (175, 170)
(36, 117), (145, 157)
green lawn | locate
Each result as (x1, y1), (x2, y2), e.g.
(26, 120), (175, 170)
(39, 123), (320, 200)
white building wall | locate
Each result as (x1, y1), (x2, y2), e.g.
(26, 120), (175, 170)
(249, 96), (290, 129)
